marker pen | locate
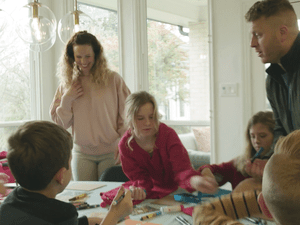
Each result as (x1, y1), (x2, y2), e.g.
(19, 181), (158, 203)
(78, 204), (101, 210)
(69, 193), (87, 201)
(140, 211), (162, 221)
(160, 205), (181, 213)
(112, 193), (125, 205)
(251, 147), (264, 163)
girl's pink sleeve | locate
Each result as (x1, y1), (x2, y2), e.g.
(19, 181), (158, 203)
(167, 129), (202, 192)
(119, 139), (153, 195)
(49, 85), (73, 129)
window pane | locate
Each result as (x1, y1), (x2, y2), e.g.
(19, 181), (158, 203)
(0, 0), (30, 152)
(0, 0), (31, 122)
(79, 3), (119, 73)
(147, 20), (210, 123)
(0, 127), (18, 152)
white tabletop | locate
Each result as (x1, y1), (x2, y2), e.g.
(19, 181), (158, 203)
(56, 181), (270, 225)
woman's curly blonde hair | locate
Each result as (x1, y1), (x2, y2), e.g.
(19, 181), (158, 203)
(57, 31), (111, 88)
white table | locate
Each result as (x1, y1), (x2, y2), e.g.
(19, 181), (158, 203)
(56, 181), (270, 225)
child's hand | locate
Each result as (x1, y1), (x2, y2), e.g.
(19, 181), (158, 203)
(245, 159), (267, 180)
(109, 186), (133, 219)
(99, 186), (133, 225)
(0, 183), (6, 195)
(0, 173), (9, 195)
(0, 173), (10, 183)
(201, 168), (215, 179)
(190, 175), (218, 194)
(129, 186), (146, 200)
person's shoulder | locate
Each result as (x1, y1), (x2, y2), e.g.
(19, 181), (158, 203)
(119, 130), (131, 145)
(157, 123), (179, 141)
(159, 122), (176, 133)
(109, 71), (122, 79)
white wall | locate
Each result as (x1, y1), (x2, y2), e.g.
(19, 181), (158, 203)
(209, 0), (267, 163)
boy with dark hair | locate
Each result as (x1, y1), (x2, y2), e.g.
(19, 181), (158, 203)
(0, 121), (132, 225)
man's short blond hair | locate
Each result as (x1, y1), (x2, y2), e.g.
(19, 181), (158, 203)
(263, 130), (300, 225)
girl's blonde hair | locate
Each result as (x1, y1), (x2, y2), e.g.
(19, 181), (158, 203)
(236, 111), (275, 176)
(57, 31), (111, 89)
(125, 91), (161, 150)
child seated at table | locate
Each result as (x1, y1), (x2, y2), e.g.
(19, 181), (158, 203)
(198, 111), (275, 192)
(0, 121), (133, 225)
(193, 129), (300, 225)
(119, 91), (218, 201)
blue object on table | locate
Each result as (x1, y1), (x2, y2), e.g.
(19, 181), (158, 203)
(173, 188), (231, 203)
(174, 193), (202, 203)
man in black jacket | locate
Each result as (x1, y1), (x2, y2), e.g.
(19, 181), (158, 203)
(245, 0), (300, 153)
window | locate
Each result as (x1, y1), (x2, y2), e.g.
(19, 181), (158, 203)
(147, 3), (210, 134)
(78, 2), (119, 72)
(0, 0), (34, 151)
(81, 0), (211, 134)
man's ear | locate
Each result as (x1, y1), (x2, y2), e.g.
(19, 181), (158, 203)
(279, 25), (288, 42)
(257, 192), (273, 219)
(54, 167), (67, 185)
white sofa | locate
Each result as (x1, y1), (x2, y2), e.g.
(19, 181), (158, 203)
(178, 132), (210, 170)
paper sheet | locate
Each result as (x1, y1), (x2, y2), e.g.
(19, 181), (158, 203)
(118, 219), (162, 225)
(66, 182), (106, 191)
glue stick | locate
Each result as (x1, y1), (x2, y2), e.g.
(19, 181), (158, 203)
(160, 205), (181, 213)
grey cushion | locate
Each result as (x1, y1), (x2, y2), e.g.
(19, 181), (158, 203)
(178, 133), (198, 150)
(186, 149), (210, 170)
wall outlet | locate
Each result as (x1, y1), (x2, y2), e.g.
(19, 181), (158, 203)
(219, 83), (238, 97)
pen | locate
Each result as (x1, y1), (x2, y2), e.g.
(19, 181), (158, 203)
(178, 216), (192, 225)
(78, 204), (101, 210)
(175, 216), (191, 225)
(112, 193), (125, 205)
(140, 211), (162, 221)
(244, 217), (260, 224)
(69, 193), (87, 201)
(251, 147), (264, 163)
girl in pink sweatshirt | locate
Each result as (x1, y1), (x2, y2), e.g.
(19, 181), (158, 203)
(119, 91), (218, 200)
(50, 31), (130, 181)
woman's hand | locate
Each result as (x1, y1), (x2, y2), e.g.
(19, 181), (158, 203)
(129, 186), (146, 200)
(63, 81), (83, 101)
(245, 159), (268, 180)
(190, 175), (219, 194)
(114, 147), (121, 165)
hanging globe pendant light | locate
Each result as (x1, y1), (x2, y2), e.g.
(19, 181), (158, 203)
(15, 0), (57, 52)
(58, 0), (95, 44)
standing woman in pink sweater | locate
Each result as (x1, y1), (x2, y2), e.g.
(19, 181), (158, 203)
(50, 31), (131, 181)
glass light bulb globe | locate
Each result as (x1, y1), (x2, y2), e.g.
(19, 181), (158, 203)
(0, 9), (16, 48)
(15, 2), (57, 51)
(58, 10), (96, 45)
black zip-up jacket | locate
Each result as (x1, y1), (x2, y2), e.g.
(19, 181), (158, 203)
(266, 33), (300, 153)
(0, 187), (88, 225)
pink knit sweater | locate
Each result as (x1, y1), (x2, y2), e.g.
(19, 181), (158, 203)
(50, 72), (130, 155)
